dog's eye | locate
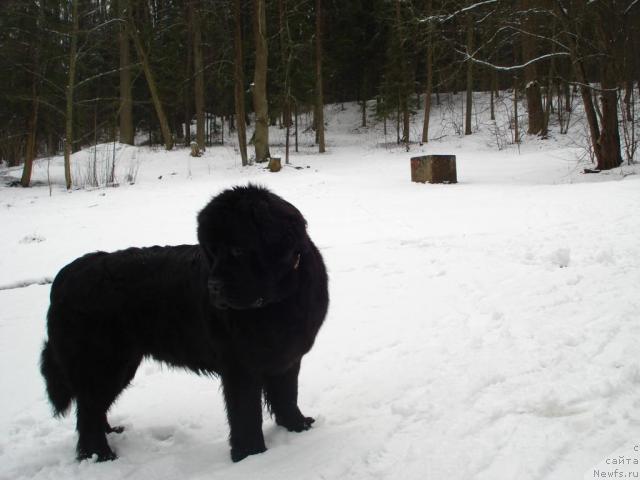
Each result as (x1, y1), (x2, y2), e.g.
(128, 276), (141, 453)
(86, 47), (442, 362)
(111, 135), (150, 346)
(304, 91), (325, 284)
(230, 247), (244, 257)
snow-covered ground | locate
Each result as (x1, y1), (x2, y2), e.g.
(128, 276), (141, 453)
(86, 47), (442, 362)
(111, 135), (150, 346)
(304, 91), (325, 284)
(1, 93), (640, 480)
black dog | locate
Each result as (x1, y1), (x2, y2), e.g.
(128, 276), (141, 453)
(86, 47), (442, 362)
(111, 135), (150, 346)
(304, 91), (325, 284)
(40, 185), (329, 462)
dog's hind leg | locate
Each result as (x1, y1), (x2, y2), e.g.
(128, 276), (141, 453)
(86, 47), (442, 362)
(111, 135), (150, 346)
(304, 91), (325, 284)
(76, 392), (118, 461)
(75, 355), (141, 461)
(102, 355), (142, 435)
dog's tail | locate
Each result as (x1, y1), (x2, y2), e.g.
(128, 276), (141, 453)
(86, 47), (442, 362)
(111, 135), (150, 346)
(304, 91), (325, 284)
(40, 341), (72, 416)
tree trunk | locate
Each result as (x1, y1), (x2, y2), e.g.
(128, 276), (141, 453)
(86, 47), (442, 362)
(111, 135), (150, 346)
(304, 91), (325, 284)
(555, 2), (621, 170)
(521, 0), (544, 135)
(118, 0), (134, 145)
(513, 76), (520, 144)
(464, 13), (473, 135)
(525, 80), (545, 135)
(396, 103), (400, 144)
(175, 112), (184, 142)
(294, 100), (299, 153)
(421, 0), (433, 143)
(21, 61), (39, 187)
(402, 96), (409, 146)
(393, 0), (409, 146)
(574, 58), (603, 165)
(185, 6), (193, 146)
(490, 69), (497, 120)
(594, 8), (623, 170)
(315, 0), (326, 153)
(361, 96), (367, 128)
(252, 0), (269, 162)
(278, 0), (291, 127)
(597, 52), (623, 169)
(64, 0), (79, 190)
(92, 101), (98, 186)
(565, 82), (572, 112)
(623, 80), (633, 122)
(542, 45), (555, 137)
(128, 9), (173, 150)
(190, 0), (205, 152)
(278, 0), (292, 163)
(360, 78), (368, 128)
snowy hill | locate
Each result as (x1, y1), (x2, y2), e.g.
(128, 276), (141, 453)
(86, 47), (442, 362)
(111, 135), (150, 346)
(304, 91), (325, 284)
(1, 93), (640, 480)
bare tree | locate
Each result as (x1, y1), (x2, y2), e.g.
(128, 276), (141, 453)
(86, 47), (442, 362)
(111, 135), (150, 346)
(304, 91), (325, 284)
(252, 0), (269, 162)
(521, 0), (545, 135)
(278, 0), (293, 163)
(20, 8), (41, 188)
(555, 1), (622, 170)
(396, 0), (410, 146)
(315, 0), (326, 153)
(118, 0), (134, 145)
(189, 0), (205, 152)
(234, 0), (248, 165)
(64, 0), (79, 189)
(464, 11), (473, 135)
(421, 0), (434, 144)
(128, 4), (173, 150)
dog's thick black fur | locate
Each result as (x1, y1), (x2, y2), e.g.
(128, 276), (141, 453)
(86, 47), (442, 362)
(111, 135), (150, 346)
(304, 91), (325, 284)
(40, 185), (329, 462)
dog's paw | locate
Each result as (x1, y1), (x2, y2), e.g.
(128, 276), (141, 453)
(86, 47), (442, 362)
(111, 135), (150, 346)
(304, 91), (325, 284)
(105, 424), (125, 434)
(277, 415), (315, 432)
(77, 446), (117, 462)
(230, 444), (267, 463)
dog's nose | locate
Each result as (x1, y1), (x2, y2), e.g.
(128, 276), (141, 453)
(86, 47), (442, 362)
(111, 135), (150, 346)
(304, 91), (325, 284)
(208, 279), (223, 295)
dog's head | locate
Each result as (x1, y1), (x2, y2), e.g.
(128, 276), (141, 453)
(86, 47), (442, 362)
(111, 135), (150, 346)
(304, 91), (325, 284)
(197, 185), (308, 310)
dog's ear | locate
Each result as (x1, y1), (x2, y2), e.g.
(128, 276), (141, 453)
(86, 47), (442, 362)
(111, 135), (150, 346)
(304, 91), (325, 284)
(196, 207), (211, 247)
(278, 199), (307, 234)
(280, 202), (310, 255)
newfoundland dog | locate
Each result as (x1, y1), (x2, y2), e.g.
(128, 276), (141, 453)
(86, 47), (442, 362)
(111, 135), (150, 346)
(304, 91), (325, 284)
(40, 185), (329, 462)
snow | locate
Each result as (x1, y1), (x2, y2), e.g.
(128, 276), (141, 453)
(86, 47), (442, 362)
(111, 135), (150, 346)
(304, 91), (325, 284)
(1, 93), (640, 480)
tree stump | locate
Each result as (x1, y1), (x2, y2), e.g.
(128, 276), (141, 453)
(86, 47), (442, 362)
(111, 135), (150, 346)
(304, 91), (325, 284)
(268, 157), (282, 172)
(190, 141), (201, 157)
(411, 155), (457, 184)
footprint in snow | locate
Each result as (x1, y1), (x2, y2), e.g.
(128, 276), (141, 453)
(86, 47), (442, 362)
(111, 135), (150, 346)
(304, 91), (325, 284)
(150, 425), (176, 442)
(19, 234), (45, 244)
(549, 248), (570, 268)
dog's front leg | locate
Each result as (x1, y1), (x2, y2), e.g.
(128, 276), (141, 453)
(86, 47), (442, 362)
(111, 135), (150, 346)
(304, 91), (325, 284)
(264, 360), (315, 432)
(221, 370), (266, 462)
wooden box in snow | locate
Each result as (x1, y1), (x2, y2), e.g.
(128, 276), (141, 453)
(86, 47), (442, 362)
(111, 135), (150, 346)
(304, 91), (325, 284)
(410, 155), (457, 184)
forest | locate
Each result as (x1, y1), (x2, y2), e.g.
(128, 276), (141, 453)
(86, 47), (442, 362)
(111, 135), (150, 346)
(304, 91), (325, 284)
(1, 0), (639, 188)
(2, 3), (640, 478)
